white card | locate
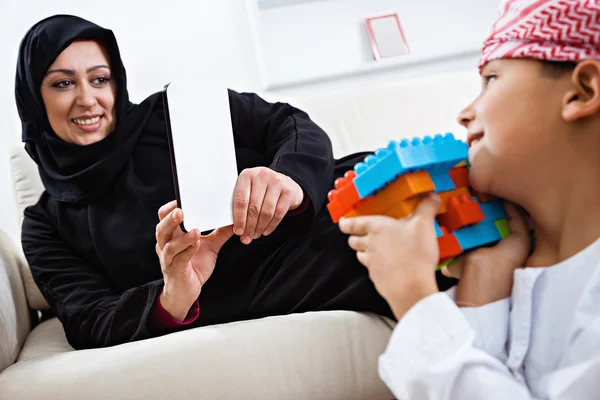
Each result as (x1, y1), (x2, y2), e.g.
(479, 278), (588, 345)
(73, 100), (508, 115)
(162, 80), (238, 233)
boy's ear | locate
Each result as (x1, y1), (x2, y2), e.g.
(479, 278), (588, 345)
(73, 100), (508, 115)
(562, 60), (600, 122)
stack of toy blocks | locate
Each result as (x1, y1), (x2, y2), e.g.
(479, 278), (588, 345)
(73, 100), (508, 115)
(327, 133), (511, 268)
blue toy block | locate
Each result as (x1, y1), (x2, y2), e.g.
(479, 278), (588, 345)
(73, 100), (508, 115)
(454, 220), (502, 251)
(434, 220), (443, 237)
(429, 169), (456, 192)
(353, 133), (469, 198)
(479, 199), (507, 222)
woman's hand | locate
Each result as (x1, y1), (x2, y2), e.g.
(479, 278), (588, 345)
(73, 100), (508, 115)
(232, 167), (304, 245)
(339, 193), (441, 320)
(155, 200), (234, 321)
(442, 202), (531, 307)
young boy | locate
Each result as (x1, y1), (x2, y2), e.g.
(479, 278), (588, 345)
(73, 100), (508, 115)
(339, 0), (600, 398)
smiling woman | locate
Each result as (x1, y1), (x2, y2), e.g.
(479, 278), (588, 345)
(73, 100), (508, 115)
(14, 14), (456, 352)
(40, 41), (116, 145)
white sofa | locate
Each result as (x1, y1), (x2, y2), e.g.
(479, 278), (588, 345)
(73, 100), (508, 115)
(0, 70), (480, 399)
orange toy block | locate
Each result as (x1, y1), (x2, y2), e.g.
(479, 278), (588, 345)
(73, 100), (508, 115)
(327, 170), (360, 222)
(437, 226), (463, 259)
(343, 170), (434, 218)
(448, 167), (469, 189)
(437, 187), (470, 214)
(385, 197), (421, 218)
(437, 194), (485, 232)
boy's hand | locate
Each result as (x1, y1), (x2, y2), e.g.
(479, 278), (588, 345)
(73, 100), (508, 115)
(339, 193), (441, 320)
(443, 202), (531, 307)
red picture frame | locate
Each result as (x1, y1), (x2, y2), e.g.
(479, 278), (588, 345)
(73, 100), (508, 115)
(365, 13), (410, 60)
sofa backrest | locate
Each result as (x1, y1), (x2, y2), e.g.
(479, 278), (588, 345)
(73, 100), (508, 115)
(285, 70), (480, 158)
(0, 230), (31, 373)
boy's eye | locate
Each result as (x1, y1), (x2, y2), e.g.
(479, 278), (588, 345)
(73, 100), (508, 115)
(52, 79), (73, 88)
(483, 74), (497, 86)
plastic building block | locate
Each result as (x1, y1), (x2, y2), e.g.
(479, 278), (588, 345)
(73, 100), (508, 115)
(454, 220), (503, 251)
(448, 167), (469, 189)
(495, 219), (511, 238)
(353, 133), (468, 198)
(343, 171), (434, 218)
(436, 194), (485, 232)
(434, 220), (442, 237)
(479, 199), (507, 222)
(327, 170), (360, 223)
(437, 187), (471, 214)
(429, 169), (456, 192)
(325, 132), (512, 267)
(438, 226), (463, 259)
(385, 197), (421, 219)
(437, 257), (454, 270)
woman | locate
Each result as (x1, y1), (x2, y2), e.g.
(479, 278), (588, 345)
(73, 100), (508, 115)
(16, 15), (452, 350)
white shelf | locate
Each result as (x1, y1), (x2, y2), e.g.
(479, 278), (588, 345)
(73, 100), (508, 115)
(257, 0), (329, 9)
(264, 47), (481, 90)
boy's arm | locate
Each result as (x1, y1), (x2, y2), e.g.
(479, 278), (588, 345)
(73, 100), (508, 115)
(379, 292), (600, 400)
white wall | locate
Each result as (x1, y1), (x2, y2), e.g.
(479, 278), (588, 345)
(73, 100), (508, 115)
(0, 0), (262, 245)
(249, 0), (497, 91)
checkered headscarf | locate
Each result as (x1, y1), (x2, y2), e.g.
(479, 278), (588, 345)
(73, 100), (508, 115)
(479, 0), (600, 71)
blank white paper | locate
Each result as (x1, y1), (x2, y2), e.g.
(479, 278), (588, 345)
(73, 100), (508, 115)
(163, 80), (238, 233)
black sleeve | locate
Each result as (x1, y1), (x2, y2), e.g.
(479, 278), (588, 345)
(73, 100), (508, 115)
(22, 202), (163, 350)
(228, 90), (335, 218)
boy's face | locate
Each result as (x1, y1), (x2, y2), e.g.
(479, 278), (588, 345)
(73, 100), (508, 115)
(457, 59), (572, 200)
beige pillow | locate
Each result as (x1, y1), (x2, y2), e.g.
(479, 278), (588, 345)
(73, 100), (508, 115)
(9, 145), (49, 311)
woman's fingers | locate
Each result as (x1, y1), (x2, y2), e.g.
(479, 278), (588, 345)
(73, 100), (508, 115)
(262, 192), (291, 236)
(158, 200), (178, 221)
(232, 174), (251, 237)
(253, 185), (283, 239)
(156, 207), (184, 249)
(242, 179), (267, 244)
(162, 229), (201, 268)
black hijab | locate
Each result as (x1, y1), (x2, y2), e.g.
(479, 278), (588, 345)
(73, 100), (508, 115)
(15, 14), (161, 203)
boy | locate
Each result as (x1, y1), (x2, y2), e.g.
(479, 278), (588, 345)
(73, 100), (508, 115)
(339, 0), (600, 398)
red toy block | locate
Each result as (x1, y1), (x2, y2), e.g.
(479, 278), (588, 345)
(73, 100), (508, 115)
(437, 194), (485, 232)
(448, 167), (469, 189)
(437, 226), (463, 259)
(438, 187), (470, 214)
(327, 170), (361, 222)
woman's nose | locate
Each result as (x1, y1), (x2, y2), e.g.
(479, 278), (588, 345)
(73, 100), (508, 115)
(76, 85), (98, 108)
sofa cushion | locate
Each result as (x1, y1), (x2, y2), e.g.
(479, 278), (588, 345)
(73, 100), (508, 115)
(0, 311), (395, 399)
(8, 145), (48, 311)
(0, 230), (31, 373)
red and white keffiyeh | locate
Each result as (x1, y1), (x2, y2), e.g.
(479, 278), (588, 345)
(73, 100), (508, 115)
(479, 0), (600, 71)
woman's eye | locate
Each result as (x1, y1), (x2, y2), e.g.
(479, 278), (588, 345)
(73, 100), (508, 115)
(52, 80), (73, 88)
(93, 77), (110, 85)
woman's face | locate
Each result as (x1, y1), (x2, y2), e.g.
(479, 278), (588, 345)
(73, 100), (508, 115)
(40, 40), (117, 145)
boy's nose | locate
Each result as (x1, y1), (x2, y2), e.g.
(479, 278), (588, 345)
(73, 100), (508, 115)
(457, 104), (475, 129)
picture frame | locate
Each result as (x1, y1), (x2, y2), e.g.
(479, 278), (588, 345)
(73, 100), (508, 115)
(365, 13), (410, 60)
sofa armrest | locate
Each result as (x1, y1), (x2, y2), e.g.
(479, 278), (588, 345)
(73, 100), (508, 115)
(0, 230), (31, 373)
